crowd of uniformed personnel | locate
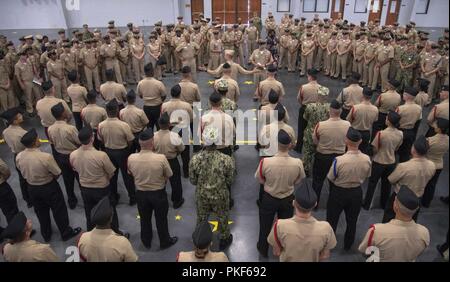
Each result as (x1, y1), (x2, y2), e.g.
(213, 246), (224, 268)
(0, 12), (449, 262)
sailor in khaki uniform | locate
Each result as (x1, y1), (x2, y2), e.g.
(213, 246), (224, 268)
(346, 87), (378, 155)
(326, 128), (371, 250)
(421, 118), (449, 207)
(426, 85), (449, 137)
(0, 108), (31, 207)
(415, 78), (430, 108)
(0, 47), (17, 112)
(312, 100), (351, 204)
(245, 20), (259, 57)
(81, 91), (107, 149)
(213, 63), (240, 103)
(257, 65), (285, 106)
(154, 113), (185, 209)
(267, 181), (337, 262)
(421, 44), (442, 100)
(372, 79), (402, 140)
(249, 40), (273, 100)
(46, 50), (68, 102)
(396, 87), (423, 163)
(0, 156), (19, 231)
(80, 39), (100, 92)
(176, 35), (200, 82)
(383, 136), (436, 223)
(98, 99), (136, 205)
(255, 130), (305, 257)
(208, 49), (254, 81)
(130, 29), (145, 82)
(100, 35), (122, 84)
(119, 90), (149, 153)
(179, 66), (201, 105)
(372, 37), (394, 92)
(300, 33), (315, 77)
(260, 90), (290, 124)
(208, 30), (223, 71)
(70, 126), (121, 232)
(47, 103), (80, 209)
(137, 63), (167, 130)
(78, 197), (137, 262)
(359, 186), (430, 262)
(16, 129), (81, 242)
(1, 212), (58, 262)
(127, 128), (178, 250)
(15, 48), (42, 115)
(100, 69), (127, 110)
(36, 81), (72, 149)
(177, 221), (229, 262)
(295, 68), (321, 153)
(363, 111), (403, 210)
(337, 72), (363, 119)
(67, 70), (88, 130)
(334, 31), (352, 80)
(161, 84), (193, 176)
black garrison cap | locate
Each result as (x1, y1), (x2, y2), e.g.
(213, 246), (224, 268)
(278, 129), (291, 145)
(192, 221), (213, 249)
(91, 196), (113, 226)
(159, 112), (170, 127)
(139, 128), (154, 141)
(0, 107), (20, 123)
(363, 87), (373, 98)
(295, 181), (317, 210)
(397, 185), (419, 211)
(105, 99), (118, 111)
(404, 86), (418, 97)
(78, 125), (93, 145)
(413, 135), (429, 155)
(20, 128), (38, 147)
(51, 102), (65, 119)
(330, 99), (342, 110)
(346, 127), (362, 142)
(387, 111), (401, 128)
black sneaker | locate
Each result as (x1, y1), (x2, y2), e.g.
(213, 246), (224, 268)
(160, 236), (178, 250)
(62, 227), (82, 241)
(173, 198), (185, 209)
(219, 234), (233, 250)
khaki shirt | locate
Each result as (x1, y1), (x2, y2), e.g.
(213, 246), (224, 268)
(358, 219), (430, 262)
(36, 96), (71, 127)
(60, 51), (77, 72)
(259, 78), (285, 105)
(245, 26), (258, 41)
(249, 49), (272, 66)
(372, 127), (403, 165)
(100, 43), (118, 61)
(338, 84), (363, 110)
(313, 118), (351, 154)
(298, 81), (320, 105)
(347, 102), (379, 131)
(414, 92), (429, 108)
(214, 76), (240, 102)
(259, 122), (296, 157)
(70, 146), (116, 188)
(179, 79), (201, 105)
(255, 152), (305, 199)
(200, 109), (236, 149)
(162, 98), (193, 126)
(2, 125), (26, 154)
(78, 228), (138, 262)
(0, 158), (10, 184)
(98, 118), (135, 149)
(426, 133), (449, 170)
(16, 148), (61, 186)
(100, 81), (126, 105)
(176, 42), (199, 61)
(119, 105), (149, 133)
(375, 90), (402, 114)
(388, 157), (436, 197)
(209, 38), (223, 54)
(427, 99), (449, 125)
(376, 45), (394, 62)
(422, 53), (442, 72)
(47, 59), (64, 79)
(47, 121), (80, 154)
(208, 61), (253, 81)
(80, 47), (98, 68)
(268, 216), (337, 262)
(14, 59), (35, 82)
(137, 77), (166, 106)
(327, 151), (372, 188)
(397, 102), (422, 129)
(81, 104), (107, 129)
(260, 103), (289, 124)
(177, 251), (229, 262)
(127, 150), (172, 191)
(154, 130), (185, 159)
(3, 240), (59, 262)
(67, 83), (88, 112)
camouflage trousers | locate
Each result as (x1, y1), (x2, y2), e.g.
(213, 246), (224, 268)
(195, 188), (230, 240)
(396, 69), (413, 92)
(302, 127), (316, 176)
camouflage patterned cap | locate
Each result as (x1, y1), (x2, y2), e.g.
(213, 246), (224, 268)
(318, 85), (330, 96)
(217, 80), (228, 91)
(202, 127), (220, 146)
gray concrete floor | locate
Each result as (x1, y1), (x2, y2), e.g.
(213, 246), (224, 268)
(0, 27), (448, 262)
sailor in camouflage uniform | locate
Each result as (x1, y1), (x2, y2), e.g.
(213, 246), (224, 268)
(211, 80), (237, 112)
(302, 86), (330, 176)
(396, 41), (418, 92)
(189, 127), (235, 250)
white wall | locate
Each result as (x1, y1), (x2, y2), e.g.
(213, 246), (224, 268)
(64, 0), (179, 28)
(410, 0), (449, 27)
(0, 0), (67, 30)
(343, 0), (370, 24)
(398, 0), (415, 25)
